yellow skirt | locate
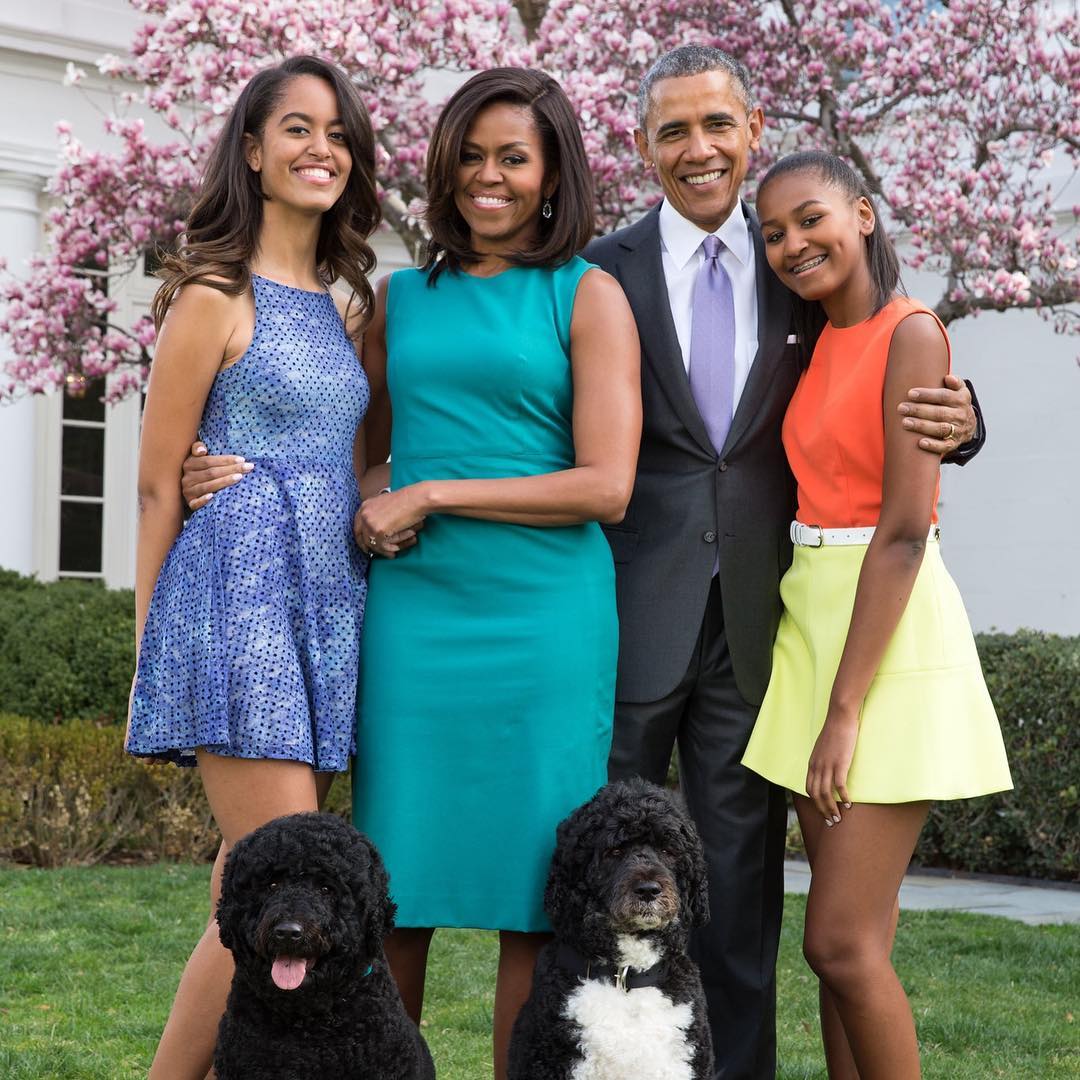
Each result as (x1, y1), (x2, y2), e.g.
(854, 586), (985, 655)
(741, 539), (1012, 803)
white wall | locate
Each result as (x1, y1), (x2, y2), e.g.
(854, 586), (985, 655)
(928, 292), (1080, 634)
(0, 0), (147, 580)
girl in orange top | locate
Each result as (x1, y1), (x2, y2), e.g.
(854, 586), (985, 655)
(743, 151), (1010, 1079)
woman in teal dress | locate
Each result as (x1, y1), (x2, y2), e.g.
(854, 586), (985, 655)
(352, 69), (641, 1079)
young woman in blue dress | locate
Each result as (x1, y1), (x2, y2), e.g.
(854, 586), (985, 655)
(125, 57), (380, 1079)
(351, 69), (641, 1080)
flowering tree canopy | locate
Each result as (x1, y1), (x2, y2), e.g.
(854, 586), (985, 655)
(2, 0), (1078, 400)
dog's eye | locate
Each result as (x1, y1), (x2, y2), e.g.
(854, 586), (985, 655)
(268, 882), (278, 890)
(604, 847), (623, 860)
(320, 885), (332, 894)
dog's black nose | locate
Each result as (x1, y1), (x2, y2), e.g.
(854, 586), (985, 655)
(271, 921), (304, 946)
(634, 879), (663, 900)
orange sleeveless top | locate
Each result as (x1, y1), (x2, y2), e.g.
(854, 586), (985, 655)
(782, 296), (951, 529)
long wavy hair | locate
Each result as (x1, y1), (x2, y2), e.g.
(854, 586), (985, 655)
(757, 150), (902, 363)
(421, 68), (595, 285)
(152, 56), (380, 337)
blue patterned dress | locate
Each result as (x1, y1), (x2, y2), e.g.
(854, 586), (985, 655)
(127, 274), (369, 772)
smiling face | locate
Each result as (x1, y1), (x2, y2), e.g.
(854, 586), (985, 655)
(755, 169), (876, 307)
(453, 101), (554, 262)
(635, 69), (763, 233)
(245, 74), (351, 215)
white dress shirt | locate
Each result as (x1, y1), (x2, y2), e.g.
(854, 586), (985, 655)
(658, 198), (759, 414)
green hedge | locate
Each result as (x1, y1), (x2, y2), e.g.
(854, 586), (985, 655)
(0, 570), (134, 723)
(915, 630), (1080, 882)
(0, 714), (351, 867)
(0, 573), (1076, 878)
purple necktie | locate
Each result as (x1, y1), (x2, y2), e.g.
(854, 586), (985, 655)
(689, 235), (736, 455)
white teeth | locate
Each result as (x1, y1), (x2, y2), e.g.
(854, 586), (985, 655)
(793, 255), (826, 273)
(473, 195), (510, 206)
(297, 167), (332, 180)
(685, 169), (725, 186)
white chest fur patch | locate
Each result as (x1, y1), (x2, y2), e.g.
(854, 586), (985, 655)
(564, 977), (694, 1080)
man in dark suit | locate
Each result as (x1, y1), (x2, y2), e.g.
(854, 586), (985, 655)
(584, 46), (981, 1080)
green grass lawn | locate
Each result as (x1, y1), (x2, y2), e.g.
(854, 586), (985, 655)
(1, 865), (1077, 1079)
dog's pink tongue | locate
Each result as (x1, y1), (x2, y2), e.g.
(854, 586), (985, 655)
(271, 956), (309, 991)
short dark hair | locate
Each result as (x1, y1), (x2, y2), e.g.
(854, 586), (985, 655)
(637, 45), (753, 130)
(422, 68), (595, 284)
(757, 150), (903, 357)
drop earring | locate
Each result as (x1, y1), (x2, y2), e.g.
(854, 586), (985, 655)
(542, 199), (553, 220)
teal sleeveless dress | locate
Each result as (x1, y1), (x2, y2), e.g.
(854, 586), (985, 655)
(353, 258), (616, 932)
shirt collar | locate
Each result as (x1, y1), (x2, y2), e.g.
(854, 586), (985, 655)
(658, 198), (752, 271)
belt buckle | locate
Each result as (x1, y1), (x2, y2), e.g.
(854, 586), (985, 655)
(792, 522), (824, 548)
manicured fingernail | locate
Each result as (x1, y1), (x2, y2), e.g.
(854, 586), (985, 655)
(844, 802), (852, 809)
(898, 403), (911, 414)
(910, 390), (921, 399)
(902, 418), (915, 428)
(230, 473), (243, 481)
(832, 815), (841, 823)
(241, 463), (254, 472)
(824, 818), (833, 827)
(204, 493), (213, 502)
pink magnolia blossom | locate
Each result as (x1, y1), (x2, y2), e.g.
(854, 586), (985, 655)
(2, 0), (1078, 401)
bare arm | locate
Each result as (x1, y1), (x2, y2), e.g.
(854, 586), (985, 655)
(356, 268), (642, 539)
(806, 312), (948, 823)
(361, 274), (393, 472)
(135, 285), (241, 651)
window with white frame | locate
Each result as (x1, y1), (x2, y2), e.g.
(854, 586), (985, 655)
(58, 374), (106, 577)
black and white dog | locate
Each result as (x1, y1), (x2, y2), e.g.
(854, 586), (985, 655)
(213, 812), (434, 1080)
(508, 779), (714, 1080)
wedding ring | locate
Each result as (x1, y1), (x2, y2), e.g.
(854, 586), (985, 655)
(946, 422), (956, 441)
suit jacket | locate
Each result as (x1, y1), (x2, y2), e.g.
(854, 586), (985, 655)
(584, 202), (798, 707)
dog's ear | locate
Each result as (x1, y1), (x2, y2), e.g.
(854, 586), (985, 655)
(355, 833), (397, 955)
(215, 893), (236, 951)
(215, 844), (244, 952)
(543, 804), (601, 933)
(674, 814), (710, 928)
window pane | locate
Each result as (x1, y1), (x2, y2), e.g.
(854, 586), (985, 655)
(59, 502), (103, 574)
(62, 376), (106, 422)
(61, 426), (105, 497)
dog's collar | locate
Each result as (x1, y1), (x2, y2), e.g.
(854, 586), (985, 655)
(555, 943), (668, 993)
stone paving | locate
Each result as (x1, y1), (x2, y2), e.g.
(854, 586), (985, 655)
(784, 861), (1080, 925)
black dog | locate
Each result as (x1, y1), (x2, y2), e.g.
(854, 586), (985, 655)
(508, 779), (713, 1080)
(213, 812), (435, 1080)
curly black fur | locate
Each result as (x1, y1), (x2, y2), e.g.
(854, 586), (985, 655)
(508, 779), (714, 1080)
(213, 812), (434, 1080)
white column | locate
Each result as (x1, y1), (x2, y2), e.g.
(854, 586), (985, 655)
(0, 169), (45, 576)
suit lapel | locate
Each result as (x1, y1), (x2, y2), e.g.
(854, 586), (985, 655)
(615, 207), (716, 457)
(721, 202), (792, 455)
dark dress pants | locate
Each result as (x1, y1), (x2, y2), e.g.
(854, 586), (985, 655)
(609, 577), (788, 1080)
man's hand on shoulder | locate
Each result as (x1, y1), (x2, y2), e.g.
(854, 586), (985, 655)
(897, 373), (980, 459)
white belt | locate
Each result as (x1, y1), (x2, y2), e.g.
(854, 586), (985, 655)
(790, 521), (940, 548)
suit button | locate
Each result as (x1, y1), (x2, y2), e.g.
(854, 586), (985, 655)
(703, 530), (717, 543)
(718, 459), (729, 472)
